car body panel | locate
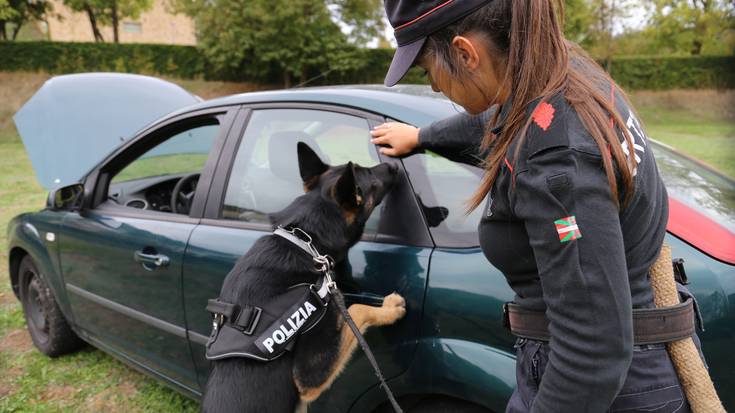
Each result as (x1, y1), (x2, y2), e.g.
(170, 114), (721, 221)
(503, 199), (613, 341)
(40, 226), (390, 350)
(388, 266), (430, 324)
(13, 73), (200, 189)
(7, 78), (735, 412)
(349, 338), (517, 413)
(183, 223), (432, 405)
(664, 235), (735, 406)
(654, 142), (735, 264)
(59, 210), (199, 389)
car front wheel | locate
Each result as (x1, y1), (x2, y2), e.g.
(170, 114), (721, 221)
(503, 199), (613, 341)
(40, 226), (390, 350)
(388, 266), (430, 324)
(18, 255), (84, 357)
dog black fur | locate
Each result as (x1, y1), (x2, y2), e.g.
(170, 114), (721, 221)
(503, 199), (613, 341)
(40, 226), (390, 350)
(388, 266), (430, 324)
(201, 142), (406, 413)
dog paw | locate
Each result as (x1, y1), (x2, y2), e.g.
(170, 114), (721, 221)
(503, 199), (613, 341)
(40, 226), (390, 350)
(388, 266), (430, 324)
(379, 293), (406, 324)
(382, 293), (405, 309)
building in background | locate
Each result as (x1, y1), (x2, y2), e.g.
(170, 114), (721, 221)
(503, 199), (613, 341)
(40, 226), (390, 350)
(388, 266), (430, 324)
(41, 0), (196, 45)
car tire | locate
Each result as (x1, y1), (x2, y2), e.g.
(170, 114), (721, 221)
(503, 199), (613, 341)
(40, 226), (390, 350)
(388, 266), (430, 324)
(18, 255), (85, 357)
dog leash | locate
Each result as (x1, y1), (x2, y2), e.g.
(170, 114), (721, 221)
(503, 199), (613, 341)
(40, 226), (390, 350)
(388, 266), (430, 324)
(328, 285), (404, 413)
(274, 227), (404, 413)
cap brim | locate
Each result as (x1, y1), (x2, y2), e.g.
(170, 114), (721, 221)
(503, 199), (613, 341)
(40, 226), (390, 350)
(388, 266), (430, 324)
(384, 37), (426, 87)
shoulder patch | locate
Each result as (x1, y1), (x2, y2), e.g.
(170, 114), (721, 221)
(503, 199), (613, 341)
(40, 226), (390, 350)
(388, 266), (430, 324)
(532, 102), (555, 131)
(525, 96), (570, 159)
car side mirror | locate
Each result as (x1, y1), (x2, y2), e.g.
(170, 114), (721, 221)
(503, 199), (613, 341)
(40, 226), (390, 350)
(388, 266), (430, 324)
(50, 183), (85, 211)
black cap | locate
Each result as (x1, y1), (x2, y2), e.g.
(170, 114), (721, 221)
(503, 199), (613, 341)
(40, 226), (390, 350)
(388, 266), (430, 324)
(384, 0), (493, 86)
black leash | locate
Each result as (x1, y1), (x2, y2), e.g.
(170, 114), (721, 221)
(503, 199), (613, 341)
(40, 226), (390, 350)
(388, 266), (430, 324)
(328, 282), (404, 413)
(273, 227), (403, 412)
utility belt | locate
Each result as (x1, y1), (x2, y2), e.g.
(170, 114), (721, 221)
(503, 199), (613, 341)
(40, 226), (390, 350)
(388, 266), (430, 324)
(503, 280), (704, 345)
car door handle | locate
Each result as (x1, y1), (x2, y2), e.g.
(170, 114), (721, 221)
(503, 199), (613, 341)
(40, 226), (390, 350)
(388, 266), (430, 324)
(134, 250), (170, 269)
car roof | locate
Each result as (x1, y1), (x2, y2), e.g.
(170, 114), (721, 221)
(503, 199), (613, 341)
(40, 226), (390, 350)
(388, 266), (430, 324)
(171, 84), (463, 128)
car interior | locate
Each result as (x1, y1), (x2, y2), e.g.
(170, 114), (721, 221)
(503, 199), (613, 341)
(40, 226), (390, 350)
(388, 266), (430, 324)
(105, 117), (221, 215)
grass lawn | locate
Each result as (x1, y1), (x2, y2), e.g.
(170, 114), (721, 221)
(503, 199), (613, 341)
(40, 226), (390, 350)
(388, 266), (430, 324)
(0, 71), (732, 411)
(630, 90), (735, 178)
(0, 128), (199, 412)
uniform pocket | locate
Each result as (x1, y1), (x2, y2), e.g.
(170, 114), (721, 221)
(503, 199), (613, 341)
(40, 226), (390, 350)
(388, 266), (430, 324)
(610, 345), (689, 413)
(609, 385), (685, 413)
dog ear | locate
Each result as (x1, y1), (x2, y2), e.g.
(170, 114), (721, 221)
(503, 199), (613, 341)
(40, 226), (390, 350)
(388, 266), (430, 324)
(297, 142), (328, 188)
(334, 162), (363, 209)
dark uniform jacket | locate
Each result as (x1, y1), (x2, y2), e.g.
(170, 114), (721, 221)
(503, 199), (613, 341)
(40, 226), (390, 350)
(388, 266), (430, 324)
(417, 91), (670, 412)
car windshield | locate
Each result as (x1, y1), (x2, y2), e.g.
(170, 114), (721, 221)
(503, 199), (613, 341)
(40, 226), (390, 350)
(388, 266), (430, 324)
(652, 140), (735, 233)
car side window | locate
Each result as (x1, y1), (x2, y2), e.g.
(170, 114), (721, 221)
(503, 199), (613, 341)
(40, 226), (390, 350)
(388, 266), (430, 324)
(108, 117), (221, 213)
(221, 108), (382, 234)
(402, 151), (483, 247)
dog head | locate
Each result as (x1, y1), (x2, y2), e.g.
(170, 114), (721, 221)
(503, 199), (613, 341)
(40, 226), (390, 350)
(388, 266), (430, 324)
(296, 142), (398, 242)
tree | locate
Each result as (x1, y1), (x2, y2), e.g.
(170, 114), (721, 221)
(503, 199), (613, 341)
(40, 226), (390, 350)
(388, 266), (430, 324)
(63, 0), (151, 42)
(648, 0), (735, 55)
(63, 0), (104, 41)
(328, 0), (384, 45)
(564, 0), (596, 47)
(0, 0), (52, 40)
(587, 0), (638, 67)
(175, 0), (375, 87)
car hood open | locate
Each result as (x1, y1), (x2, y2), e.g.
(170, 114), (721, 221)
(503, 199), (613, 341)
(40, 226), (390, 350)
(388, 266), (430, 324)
(14, 73), (200, 190)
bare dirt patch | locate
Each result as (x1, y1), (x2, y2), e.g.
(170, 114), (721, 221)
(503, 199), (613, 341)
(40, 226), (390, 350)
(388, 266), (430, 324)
(0, 290), (17, 306)
(0, 328), (33, 354)
(0, 71), (51, 131)
(630, 89), (735, 121)
(0, 381), (14, 398)
(42, 384), (79, 402)
(84, 382), (138, 413)
(0, 366), (25, 398)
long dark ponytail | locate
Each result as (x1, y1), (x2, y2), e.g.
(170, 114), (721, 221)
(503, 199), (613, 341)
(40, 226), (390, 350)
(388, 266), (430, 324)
(421, 0), (637, 212)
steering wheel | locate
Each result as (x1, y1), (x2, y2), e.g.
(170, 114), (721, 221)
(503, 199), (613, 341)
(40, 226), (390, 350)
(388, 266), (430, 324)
(171, 173), (200, 215)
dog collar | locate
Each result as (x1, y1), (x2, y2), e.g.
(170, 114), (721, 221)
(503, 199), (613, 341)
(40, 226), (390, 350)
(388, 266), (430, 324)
(274, 226), (336, 285)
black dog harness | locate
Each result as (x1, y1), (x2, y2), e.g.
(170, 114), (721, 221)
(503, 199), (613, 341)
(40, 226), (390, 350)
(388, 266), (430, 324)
(205, 226), (404, 412)
(205, 227), (334, 362)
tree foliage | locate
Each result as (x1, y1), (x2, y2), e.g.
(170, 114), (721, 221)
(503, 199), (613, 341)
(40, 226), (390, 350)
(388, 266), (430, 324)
(564, 0), (596, 46)
(647, 0), (735, 55)
(328, 0), (384, 45)
(0, 0), (17, 21)
(175, 0), (373, 87)
(0, 0), (52, 40)
(62, 0), (152, 42)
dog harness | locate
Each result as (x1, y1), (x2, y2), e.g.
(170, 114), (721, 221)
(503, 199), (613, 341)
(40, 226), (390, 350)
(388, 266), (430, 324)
(205, 226), (405, 412)
(204, 227), (335, 362)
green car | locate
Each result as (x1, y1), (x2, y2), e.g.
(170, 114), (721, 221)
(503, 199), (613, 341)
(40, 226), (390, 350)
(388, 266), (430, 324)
(7, 74), (735, 412)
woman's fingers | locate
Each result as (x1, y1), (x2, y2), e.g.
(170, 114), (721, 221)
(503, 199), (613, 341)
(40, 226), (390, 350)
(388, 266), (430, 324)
(370, 122), (419, 157)
(379, 146), (399, 157)
(370, 135), (387, 144)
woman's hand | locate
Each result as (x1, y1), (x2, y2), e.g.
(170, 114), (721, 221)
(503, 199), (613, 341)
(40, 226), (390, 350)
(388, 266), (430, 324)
(370, 122), (420, 157)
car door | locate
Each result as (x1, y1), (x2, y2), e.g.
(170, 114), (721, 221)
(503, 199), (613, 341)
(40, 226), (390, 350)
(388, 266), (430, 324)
(182, 105), (433, 405)
(58, 107), (235, 393)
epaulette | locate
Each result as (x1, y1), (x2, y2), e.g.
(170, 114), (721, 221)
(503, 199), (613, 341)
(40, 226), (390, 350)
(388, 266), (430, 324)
(522, 95), (571, 160)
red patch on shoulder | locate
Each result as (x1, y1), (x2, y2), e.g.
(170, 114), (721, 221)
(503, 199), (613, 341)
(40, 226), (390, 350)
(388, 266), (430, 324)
(532, 102), (555, 131)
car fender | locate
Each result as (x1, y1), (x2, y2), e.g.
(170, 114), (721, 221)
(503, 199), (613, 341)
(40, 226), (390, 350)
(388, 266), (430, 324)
(7, 211), (76, 326)
(349, 338), (516, 413)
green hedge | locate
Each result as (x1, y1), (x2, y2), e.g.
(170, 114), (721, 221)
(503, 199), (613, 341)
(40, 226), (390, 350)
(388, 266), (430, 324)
(0, 41), (206, 79)
(607, 55), (735, 90)
(1, 41), (733, 89)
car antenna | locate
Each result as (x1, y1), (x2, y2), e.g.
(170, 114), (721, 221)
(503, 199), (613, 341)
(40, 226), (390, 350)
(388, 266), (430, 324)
(292, 67), (338, 89)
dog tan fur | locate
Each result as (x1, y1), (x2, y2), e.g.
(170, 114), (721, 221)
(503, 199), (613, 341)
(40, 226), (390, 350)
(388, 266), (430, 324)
(294, 293), (406, 402)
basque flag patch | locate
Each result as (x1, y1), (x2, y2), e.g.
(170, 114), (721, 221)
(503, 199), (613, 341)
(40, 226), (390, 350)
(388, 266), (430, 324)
(555, 216), (582, 243)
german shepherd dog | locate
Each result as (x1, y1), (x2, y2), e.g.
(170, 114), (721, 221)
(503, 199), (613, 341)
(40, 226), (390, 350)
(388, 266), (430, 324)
(201, 143), (406, 413)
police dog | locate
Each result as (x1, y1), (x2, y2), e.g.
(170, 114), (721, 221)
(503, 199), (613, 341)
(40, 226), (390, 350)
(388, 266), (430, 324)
(201, 142), (405, 413)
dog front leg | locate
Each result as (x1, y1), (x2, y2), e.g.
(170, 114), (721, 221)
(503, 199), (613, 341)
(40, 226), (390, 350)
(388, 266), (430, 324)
(294, 293), (406, 404)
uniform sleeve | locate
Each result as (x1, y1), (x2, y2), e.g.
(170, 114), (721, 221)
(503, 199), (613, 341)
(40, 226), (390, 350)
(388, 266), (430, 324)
(512, 147), (634, 413)
(417, 107), (495, 167)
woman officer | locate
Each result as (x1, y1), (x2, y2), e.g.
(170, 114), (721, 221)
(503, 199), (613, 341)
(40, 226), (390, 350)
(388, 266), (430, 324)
(374, 1), (696, 412)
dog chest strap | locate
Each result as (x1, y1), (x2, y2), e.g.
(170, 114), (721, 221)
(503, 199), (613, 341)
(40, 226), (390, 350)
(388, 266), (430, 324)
(205, 276), (331, 362)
